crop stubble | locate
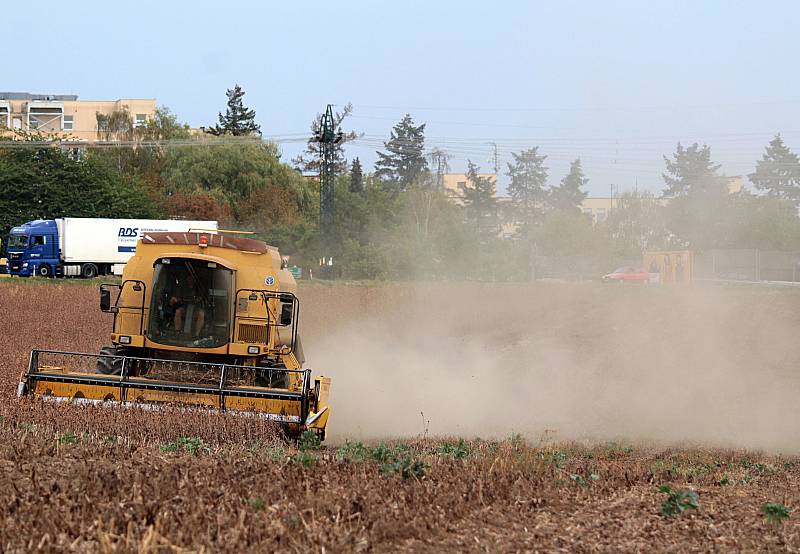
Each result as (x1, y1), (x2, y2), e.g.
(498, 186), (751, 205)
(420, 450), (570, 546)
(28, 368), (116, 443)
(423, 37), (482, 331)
(0, 281), (798, 552)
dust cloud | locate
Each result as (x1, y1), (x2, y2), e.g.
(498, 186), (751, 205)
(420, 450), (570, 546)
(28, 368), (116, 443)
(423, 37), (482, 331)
(302, 283), (800, 451)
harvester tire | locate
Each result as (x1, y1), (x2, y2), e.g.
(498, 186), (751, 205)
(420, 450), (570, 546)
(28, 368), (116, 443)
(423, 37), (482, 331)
(96, 345), (129, 375)
(256, 361), (289, 389)
(269, 371), (289, 389)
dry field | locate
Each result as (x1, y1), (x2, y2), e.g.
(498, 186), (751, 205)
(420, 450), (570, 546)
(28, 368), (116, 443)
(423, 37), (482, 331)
(0, 280), (799, 552)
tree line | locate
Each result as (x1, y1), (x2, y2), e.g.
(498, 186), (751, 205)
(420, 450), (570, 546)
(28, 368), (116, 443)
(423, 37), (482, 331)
(2, 84), (800, 280)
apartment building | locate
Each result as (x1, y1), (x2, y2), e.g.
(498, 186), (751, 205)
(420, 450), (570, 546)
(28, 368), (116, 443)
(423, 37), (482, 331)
(439, 172), (497, 204)
(580, 196), (620, 223)
(0, 92), (156, 141)
(580, 177), (743, 223)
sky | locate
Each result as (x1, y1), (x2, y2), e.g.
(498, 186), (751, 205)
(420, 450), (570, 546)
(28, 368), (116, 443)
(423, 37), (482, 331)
(4, 0), (800, 196)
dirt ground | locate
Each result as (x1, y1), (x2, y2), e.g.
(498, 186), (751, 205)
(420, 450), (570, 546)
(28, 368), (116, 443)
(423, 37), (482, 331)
(0, 280), (799, 552)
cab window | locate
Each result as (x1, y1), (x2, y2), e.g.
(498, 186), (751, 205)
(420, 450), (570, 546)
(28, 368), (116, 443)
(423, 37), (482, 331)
(147, 259), (232, 349)
(8, 235), (28, 248)
(32, 236), (46, 246)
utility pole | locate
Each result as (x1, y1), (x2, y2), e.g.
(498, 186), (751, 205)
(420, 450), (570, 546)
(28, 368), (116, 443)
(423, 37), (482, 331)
(611, 138), (618, 214)
(313, 104), (343, 275)
(429, 148), (450, 190)
(610, 183), (615, 214)
(488, 142), (499, 175)
(488, 142), (499, 197)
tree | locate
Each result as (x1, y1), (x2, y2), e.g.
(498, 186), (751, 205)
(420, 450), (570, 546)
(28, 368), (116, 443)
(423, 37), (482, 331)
(89, 106), (192, 193)
(722, 192), (800, 251)
(603, 191), (668, 259)
(96, 108), (134, 142)
(662, 142), (731, 250)
(534, 209), (598, 257)
(350, 157), (364, 193)
(333, 173), (395, 279)
(749, 134), (800, 206)
(209, 84), (261, 137)
(292, 103), (358, 173)
(135, 107), (191, 141)
(462, 161), (498, 240)
(161, 141), (314, 220)
(163, 192), (232, 223)
(374, 114), (428, 191)
(239, 182), (303, 230)
(0, 145), (156, 237)
(506, 147), (548, 232)
(549, 158), (588, 214)
(394, 178), (474, 280)
(662, 142), (724, 197)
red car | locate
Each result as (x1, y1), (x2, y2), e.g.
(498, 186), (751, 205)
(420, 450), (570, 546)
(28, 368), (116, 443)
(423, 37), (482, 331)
(602, 266), (649, 283)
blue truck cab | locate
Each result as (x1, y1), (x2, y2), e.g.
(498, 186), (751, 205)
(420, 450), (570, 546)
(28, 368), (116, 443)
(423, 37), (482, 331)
(6, 220), (59, 277)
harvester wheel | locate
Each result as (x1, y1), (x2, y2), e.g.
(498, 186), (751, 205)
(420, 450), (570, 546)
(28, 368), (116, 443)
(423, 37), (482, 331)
(96, 345), (132, 375)
(256, 361), (289, 389)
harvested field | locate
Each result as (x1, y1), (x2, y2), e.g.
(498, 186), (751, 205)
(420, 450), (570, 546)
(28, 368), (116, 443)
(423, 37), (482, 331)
(1, 281), (799, 551)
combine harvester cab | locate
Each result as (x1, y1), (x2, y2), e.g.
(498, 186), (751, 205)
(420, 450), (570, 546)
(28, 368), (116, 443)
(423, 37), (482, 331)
(17, 231), (331, 440)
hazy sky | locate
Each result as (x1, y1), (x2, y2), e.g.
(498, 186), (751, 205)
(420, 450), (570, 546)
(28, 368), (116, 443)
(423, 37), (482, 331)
(4, 0), (799, 196)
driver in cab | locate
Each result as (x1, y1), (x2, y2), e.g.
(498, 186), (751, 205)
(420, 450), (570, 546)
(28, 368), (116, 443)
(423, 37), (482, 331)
(167, 275), (206, 337)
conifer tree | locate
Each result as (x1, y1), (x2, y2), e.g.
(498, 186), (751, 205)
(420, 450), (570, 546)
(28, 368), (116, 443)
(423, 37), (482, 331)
(549, 158), (588, 214)
(374, 114), (428, 191)
(662, 142), (724, 197)
(350, 157), (364, 193)
(506, 147), (548, 230)
(662, 142), (730, 250)
(463, 161), (497, 239)
(749, 134), (800, 206)
(209, 84), (261, 137)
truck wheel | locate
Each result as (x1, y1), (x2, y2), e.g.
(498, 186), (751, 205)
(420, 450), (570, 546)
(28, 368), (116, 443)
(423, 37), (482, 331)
(37, 264), (51, 277)
(81, 263), (98, 279)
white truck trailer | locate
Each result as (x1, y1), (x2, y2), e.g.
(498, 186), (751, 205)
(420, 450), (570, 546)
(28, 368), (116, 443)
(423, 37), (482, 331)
(6, 218), (218, 278)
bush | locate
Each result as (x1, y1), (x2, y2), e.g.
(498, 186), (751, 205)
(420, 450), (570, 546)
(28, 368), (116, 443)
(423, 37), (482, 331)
(299, 430), (321, 451)
(380, 458), (426, 480)
(336, 440), (370, 462)
(659, 486), (699, 517)
(435, 439), (471, 459)
(570, 473), (600, 487)
(247, 497), (265, 512)
(292, 451), (315, 468)
(761, 502), (791, 526)
(161, 437), (205, 454)
(58, 431), (78, 445)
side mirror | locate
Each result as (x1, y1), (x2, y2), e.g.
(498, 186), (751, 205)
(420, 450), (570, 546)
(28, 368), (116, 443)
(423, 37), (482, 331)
(280, 302), (294, 326)
(100, 287), (112, 312)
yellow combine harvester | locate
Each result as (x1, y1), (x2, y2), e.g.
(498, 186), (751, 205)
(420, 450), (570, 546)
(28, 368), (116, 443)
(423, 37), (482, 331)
(17, 231), (331, 439)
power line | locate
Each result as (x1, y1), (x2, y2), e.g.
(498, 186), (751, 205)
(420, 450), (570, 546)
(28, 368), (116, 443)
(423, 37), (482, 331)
(0, 135), (310, 149)
(353, 99), (800, 114)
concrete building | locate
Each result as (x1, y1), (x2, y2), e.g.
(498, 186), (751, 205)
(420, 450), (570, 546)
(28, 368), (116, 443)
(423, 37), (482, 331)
(496, 195), (622, 228)
(726, 176), (744, 194)
(580, 177), (743, 223)
(440, 172), (497, 204)
(580, 196), (620, 223)
(0, 92), (156, 142)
